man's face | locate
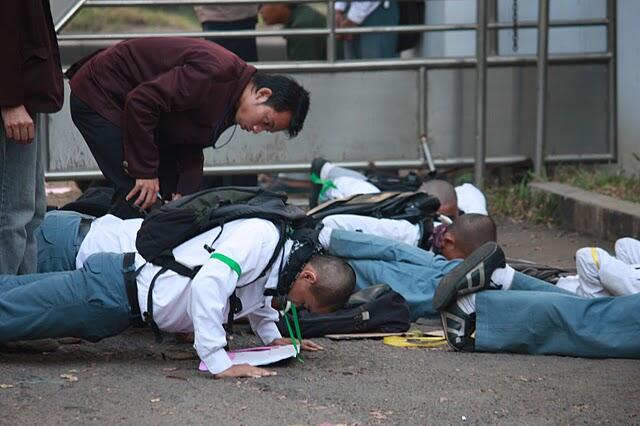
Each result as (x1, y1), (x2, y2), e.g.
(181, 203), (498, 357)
(438, 202), (460, 221)
(235, 87), (292, 134)
(286, 268), (333, 314)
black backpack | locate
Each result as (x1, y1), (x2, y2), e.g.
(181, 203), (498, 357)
(135, 186), (307, 340)
(306, 191), (440, 249)
(278, 284), (411, 337)
(365, 170), (423, 192)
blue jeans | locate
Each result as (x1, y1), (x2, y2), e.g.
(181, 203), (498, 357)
(0, 252), (133, 342)
(476, 271), (640, 358)
(36, 210), (93, 273)
(344, 1), (399, 59)
(0, 115), (46, 275)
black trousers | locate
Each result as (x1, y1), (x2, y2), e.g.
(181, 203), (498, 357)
(202, 18), (258, 62)
(70, 94), (177, 219)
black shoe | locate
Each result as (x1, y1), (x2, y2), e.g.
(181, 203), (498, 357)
(308, 157), (329, 208)
(440, 303), (476, 351)
(432, 241), (506, 311)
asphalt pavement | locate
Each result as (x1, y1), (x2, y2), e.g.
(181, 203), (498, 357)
(1, 217), (637, 425)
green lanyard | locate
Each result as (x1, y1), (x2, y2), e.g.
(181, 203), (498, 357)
(282, 303), (304, 363)
(310, 172), (337, 199)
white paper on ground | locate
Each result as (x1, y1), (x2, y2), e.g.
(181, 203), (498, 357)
(198, 345), (297, 371)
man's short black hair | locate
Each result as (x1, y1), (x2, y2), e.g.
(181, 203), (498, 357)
(308, 254), (356, 312)
(252, 72), (310, 138)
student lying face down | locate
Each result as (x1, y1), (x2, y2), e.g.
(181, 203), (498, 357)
(317, 213), (499, 320)
(4, 211), (355, 379)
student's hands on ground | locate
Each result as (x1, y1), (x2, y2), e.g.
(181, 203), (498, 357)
(213, 364), (277, 379)
(1, 105), (35, 144)
(271, 337), (324, 352)
(126, 178), (160, 211)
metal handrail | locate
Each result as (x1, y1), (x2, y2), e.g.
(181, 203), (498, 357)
(50, 0), (618, 183)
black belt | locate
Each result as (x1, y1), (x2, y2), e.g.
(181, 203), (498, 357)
(123, 252), (144, 326)
(75, 217), (93, 248)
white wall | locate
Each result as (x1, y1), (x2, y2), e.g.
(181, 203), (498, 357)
(617, 0), (640, 175)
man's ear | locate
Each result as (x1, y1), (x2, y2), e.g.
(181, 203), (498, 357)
(255, 87), (272, 103)
(299, 264), (318, 285)
(442, 231), (456, 248)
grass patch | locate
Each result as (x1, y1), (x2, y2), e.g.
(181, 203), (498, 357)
(457, 164), (639, 224)
(551, 165), (640, 203)
(63, 6), (200, 33)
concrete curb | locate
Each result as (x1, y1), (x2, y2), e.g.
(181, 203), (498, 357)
(529, 182), (640, 241)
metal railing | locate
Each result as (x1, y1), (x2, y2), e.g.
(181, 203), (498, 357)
(51, 0), (617, 187)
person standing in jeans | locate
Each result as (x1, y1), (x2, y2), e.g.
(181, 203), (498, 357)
(0, 0), (64, 274)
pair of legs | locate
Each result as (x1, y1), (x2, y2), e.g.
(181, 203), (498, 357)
(70, 94), (178, 219)
(0, 252), (133, 343)
(438, 243), (640, 358)
(202, 18), (258, 62)
(342, 1), (399, 59)
(558, 237), (640, 298)
(0, 115), (45, 274)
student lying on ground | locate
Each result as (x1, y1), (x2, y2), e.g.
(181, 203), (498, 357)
(433, 242), (640, 358)
(554, 237), (640, 298)
(2, 211), (355, 379)
(318, 213), (499, 319)
(309, 158), (488, 217)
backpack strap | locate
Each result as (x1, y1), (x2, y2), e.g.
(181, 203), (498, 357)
(144, 266), (168, 343)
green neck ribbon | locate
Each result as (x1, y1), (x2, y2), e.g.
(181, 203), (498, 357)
(310, 172), (337, 199)
(282, 303), (304, 363)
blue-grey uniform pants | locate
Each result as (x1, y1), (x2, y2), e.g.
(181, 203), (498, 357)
(0, 252), (133, 342)
(328, 229), (640, 358)
(476, 272), (640, 358)
(35, 210), (92, 273)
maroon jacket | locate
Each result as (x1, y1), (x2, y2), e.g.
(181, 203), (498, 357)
(0, 0), (63, 113)
(69, 37), (256, 195)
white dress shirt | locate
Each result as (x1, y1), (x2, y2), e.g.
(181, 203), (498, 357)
(77, 215), (286, 375)
(335, 1), (386, 25)
(322, 214), (421, 247)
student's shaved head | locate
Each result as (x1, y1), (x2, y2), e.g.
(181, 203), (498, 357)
(308, 255), (356, 311)
(447, 214), (497, 256)
(418, 179), (459, 219)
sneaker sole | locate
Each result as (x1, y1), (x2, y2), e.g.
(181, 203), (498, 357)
(432, 242), (505, 311)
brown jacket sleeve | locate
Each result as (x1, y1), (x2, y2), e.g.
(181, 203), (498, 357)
(122, 53), (224, 179)
(0, 2), (25, 107)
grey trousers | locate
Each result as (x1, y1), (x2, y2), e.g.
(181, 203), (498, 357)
(0, 115), (46, 274)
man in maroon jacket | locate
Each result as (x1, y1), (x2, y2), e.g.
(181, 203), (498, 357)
(0, 0), (64, 274)
(68, 37), (310, 219)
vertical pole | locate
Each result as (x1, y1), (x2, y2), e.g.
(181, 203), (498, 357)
(327, 0), (336, 62)
(607, 0), (618, 161)
(534, 0), (550, 176)
(474, 0), (488, 189)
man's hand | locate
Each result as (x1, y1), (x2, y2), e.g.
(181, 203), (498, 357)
(126, 178), (160, 211)
(271, 337), (324, 352)
(1, 105), (34, 144)
(213, 364), (277, 379)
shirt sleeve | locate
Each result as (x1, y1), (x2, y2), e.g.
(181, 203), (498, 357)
(247, 297), (282, 345)
(322, 215), (421, 246)
(334, 2), (347, 12)
(346, 1), (381, 24)
(122, 55), (227, 179)
(188, 220), (279, 375)
(327, 229), (433, 266)
(0, 2), (24, 107)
